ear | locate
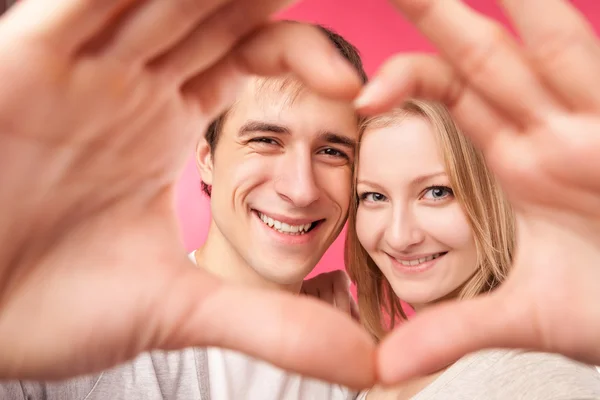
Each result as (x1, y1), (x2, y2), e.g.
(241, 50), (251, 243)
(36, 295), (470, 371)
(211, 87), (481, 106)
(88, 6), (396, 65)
(196, 137), (213, 186)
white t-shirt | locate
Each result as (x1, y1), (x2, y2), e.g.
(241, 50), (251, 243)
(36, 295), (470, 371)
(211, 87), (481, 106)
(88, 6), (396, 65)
(206, 346), (353, 400)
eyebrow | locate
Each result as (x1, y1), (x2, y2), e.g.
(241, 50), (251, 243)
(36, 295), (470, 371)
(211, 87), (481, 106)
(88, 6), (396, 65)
(321, 132), (356, 149)
(239, 121), (289, 136)
(411, 171), (447, 186)
(357, 171), (447, 188)
(239, 120), (357, 149)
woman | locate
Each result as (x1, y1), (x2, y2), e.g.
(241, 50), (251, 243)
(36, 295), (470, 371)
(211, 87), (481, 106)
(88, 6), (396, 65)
(346, 99), (600, 399)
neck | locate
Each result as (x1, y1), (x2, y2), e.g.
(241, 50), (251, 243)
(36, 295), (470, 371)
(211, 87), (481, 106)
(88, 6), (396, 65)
(194, 220), (303, 294)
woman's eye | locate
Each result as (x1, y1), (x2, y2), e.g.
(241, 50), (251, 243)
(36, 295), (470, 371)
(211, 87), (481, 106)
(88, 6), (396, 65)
(360, 192), (387, 202)
(422, 186), (453, 201)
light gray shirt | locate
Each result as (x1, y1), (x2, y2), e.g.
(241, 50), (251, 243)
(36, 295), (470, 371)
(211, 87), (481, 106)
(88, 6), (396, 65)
(358, 349), (600, 399)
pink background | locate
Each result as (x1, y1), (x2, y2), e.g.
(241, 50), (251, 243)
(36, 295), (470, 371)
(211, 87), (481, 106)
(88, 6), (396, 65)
(176, 0), (600, 278)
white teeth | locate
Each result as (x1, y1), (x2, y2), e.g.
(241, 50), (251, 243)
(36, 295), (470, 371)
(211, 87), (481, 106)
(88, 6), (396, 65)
(258, 212), (314, 235)
(397, 253), (443, 266)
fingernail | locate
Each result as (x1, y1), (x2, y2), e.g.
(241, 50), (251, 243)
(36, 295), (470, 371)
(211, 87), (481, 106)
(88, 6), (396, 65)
(354, 79), (382, 110)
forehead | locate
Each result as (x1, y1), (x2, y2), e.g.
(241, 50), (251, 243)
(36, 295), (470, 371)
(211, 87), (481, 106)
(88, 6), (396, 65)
(359, 116), (445, 181)
(224, 77), (359, 138)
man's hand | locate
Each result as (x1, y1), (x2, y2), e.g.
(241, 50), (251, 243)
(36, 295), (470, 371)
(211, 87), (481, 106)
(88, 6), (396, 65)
(354, 0), (600, 385)
(0, 0), (375, 388)
(302, 270), (360, 320)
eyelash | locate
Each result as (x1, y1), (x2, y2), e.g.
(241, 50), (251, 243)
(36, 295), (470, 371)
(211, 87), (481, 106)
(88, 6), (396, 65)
(359, 192), (386, 202)
(248, 137), (349, 159)
(320, 148), (349, 160)
(249, 137), (278, 146)
(358, 185), (454, 203)
(421, 185), (454, 201)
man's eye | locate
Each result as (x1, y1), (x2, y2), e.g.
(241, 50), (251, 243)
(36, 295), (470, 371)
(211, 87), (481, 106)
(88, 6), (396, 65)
(250, 137), (278, 145)
(320, 148), (348, 159)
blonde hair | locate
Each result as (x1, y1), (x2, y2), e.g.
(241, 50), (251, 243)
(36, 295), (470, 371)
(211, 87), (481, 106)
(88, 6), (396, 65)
(345, 99), (515, 341)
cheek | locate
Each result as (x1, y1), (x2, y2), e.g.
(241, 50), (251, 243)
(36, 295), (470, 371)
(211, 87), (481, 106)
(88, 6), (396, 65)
(215, 153), (274, 195)
(355, 207), (383, 253)
(315, 165), (352, 211)
(419, 203), (475, 250)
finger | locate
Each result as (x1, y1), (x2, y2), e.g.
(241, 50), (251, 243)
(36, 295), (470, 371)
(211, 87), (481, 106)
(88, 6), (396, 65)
(182, 22), (364, 119)
(389, 0), (560, 125)
(377, 287), (535, 385)
(106, 0), (227, 63)
(355, 54), (514, 153)
(152, 1), (297, 79)
(234, 22), (363, 100)
(500, 0), (600, 111)
(159, 265), (376, 389)
(2, 0), (138, 54)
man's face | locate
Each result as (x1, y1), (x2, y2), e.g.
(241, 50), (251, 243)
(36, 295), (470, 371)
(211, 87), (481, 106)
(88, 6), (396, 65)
(201, 78), (358, 285)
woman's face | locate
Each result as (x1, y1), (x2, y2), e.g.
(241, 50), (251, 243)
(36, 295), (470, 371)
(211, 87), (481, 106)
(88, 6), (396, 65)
(355, 116), (478, 310)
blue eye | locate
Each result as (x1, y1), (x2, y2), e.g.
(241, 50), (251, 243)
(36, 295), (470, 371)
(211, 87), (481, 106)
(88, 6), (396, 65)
(359, 192), (387, 202)
(422, 186), (453, 201)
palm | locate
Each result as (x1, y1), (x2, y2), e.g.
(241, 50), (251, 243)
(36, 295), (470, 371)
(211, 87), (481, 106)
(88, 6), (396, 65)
(0, 27), (231, 378)
(487, 116), (600, 220)
(487, 115), (600, 364)
(0, 212), (190, 377)
(0, 1), (375, 386)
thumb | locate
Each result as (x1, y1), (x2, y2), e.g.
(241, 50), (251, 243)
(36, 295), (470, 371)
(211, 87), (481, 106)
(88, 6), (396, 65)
(377, 286), (535, 385)
(155, 263), (376, 390)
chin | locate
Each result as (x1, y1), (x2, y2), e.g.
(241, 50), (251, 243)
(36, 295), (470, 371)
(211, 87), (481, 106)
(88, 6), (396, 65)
(262, 271), (309, 285)
(254, 261), (314, 284)
(391, 288), (441, 310)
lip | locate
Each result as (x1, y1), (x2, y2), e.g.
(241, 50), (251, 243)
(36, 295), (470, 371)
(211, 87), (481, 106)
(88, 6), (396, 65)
(252, 210), (323, 245)
(388, 252), (446, 275)
(252, 209), (322, 226)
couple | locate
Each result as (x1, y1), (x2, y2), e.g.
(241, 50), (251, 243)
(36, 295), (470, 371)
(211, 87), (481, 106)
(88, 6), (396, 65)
(3, 23), (599, 400)
(5, 0), (600, 398)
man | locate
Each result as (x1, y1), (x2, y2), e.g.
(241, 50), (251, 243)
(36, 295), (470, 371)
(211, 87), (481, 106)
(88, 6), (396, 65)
(0, 22), (369, 400)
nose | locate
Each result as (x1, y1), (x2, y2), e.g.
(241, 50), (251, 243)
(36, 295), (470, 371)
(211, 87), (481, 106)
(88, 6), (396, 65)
(274, 150), (320, 208)
(384, 204), (425, 252)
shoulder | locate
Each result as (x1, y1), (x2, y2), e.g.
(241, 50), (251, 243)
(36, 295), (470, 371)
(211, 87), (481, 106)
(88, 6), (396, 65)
(0, 349), (202, 400)
(462, 349), (600, 400)
(0, 373), (102, 400)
